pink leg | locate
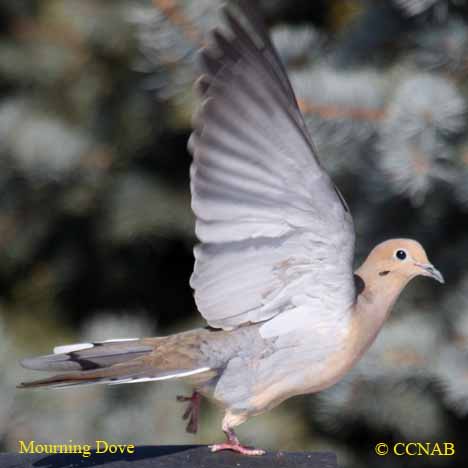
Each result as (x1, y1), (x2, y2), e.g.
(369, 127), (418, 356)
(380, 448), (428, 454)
(176, 391), (201, 434)
(209, 426), (266, 456)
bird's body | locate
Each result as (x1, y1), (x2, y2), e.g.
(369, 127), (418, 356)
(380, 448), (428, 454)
(18, 1), (444, 455)
(16, 307), (383, 429)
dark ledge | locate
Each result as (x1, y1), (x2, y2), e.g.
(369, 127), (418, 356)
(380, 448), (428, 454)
(0, 445), (337, 468)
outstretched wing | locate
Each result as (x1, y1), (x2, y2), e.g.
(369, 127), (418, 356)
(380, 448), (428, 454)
(189, 0), (355, 333)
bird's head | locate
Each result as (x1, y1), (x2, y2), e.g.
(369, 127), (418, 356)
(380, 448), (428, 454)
(358, 239), (444, 289)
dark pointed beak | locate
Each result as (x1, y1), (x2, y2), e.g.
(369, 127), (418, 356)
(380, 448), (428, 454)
(415, 263), (445, 284)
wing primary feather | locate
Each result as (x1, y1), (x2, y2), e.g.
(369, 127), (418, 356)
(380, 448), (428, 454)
(210, 11), (320, 164)
(223, 4), (296, 103)
(188, 1), (356, 331)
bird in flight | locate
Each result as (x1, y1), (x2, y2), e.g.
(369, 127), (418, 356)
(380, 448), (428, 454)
(18, 0), (444, 456)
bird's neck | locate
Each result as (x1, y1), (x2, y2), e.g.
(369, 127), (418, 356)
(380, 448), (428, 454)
(350, 268), (410, 360)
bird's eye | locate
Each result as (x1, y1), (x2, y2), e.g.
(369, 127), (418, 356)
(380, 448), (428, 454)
(395, 249), (407, 261)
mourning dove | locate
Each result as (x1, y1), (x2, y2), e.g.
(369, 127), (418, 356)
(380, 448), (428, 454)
(18, 0), (444, 456)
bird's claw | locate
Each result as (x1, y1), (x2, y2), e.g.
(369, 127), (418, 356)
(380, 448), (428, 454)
(209, 443), (266, 456)
(176, 391), (201, 434)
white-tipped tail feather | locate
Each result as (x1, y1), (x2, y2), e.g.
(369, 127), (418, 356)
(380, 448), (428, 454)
(18, 336), (213, 389)
(53, 343), (94, 354)
(108, 368), (212, 385)
(53, 339), (139, 355)
(45, 367), (213, 389)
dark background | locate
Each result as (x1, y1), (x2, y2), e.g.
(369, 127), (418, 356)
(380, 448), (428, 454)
(1, 1), (468, 467)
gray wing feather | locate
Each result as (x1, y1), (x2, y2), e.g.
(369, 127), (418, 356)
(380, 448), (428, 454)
(189, 1), (355, 332)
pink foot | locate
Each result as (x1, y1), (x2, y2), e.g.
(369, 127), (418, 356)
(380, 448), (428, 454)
(176, 391), (201, 434)
(209, 442), (266, 456)
(209, 426), (265, 456)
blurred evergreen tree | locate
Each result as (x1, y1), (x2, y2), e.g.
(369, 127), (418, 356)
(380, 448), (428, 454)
(1, 1), (468, 467)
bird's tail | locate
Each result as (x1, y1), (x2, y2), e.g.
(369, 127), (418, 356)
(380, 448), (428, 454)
(18, 335), (213, 389)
